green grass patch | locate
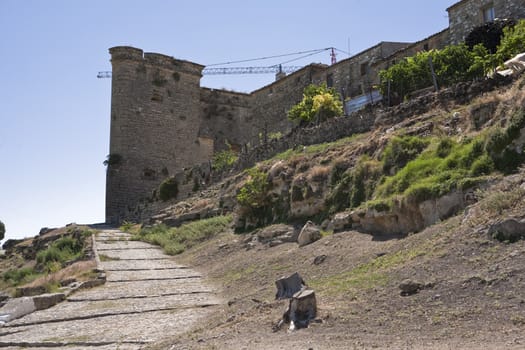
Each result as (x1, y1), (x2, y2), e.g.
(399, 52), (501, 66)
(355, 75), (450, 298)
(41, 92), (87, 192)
(374, 136), (494, 203)
(132, 215), (232, 255)
(310, 247), (425, 295)
(2, 267), (40, 286)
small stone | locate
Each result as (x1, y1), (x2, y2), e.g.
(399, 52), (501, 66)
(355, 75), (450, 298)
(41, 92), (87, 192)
(313, 255), (327, 265)
(399, 279), (423, 296)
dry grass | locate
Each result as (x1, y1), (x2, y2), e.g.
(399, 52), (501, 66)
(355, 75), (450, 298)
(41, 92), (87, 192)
(23, 260), (97, 289)
(307, 165), (332, 182)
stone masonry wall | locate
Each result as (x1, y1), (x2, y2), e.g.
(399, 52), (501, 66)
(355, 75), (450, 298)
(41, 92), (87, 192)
(447, 0), (525, 45)
(106, 46), (208, 224)
(199, 88), (252, 151)
(249, 65), (327, 145)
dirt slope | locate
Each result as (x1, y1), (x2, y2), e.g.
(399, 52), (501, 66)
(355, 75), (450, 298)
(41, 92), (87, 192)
(144, 171), (525, 349)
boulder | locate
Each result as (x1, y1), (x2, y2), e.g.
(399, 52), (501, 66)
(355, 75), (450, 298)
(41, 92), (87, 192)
(297, 221), (321, 247)
(488, 218), (525, 243)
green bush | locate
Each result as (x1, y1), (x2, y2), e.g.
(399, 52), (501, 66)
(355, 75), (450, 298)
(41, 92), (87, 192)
(375, 136), (493, 204)
(326, 156), (382, 214)
(497, 19), (525, 63)
(486, 110), (525, 174)
(212, 149), (238, 171)
(237, 168), (269, 209)
(382, 136), (430, 174)
(159, 177), (179, 201)
(470, 154), (494, 176)
(36, 236), (84, 272)
(288, 83), (343, 124)
(2, 267), (38, 286)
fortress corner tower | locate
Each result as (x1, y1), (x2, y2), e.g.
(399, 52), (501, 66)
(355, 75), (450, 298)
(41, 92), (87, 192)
(105, 46), (209, 224)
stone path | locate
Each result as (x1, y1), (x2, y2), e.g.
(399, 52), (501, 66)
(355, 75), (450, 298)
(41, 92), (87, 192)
(0, 229), (220, 349)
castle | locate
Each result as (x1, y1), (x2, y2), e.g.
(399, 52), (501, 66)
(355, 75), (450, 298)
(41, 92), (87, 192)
(105, 0), (525, 224)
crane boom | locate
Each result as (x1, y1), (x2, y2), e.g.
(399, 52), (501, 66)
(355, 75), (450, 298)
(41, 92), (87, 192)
(97, 65), (303, 78)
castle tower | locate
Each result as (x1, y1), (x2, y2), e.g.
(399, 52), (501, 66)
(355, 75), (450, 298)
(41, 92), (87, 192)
(105, 46), (208, 224)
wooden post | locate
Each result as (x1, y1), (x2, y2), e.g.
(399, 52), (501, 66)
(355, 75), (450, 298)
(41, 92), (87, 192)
(428, 56), (439, 92)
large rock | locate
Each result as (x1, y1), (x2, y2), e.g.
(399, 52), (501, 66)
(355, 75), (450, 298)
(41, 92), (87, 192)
(297, 221), (321, 247)
(488, 218), (525, 243)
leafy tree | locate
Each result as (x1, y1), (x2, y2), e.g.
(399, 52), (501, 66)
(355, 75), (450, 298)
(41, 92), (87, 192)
(288, 84), (343, 124)
(496, 19), (525, 63)
(0, 220), (5, 240)
(465, 19), (516, 54)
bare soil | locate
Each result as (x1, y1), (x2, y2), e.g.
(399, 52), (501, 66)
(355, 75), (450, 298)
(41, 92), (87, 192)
(148, 174), (525, 350)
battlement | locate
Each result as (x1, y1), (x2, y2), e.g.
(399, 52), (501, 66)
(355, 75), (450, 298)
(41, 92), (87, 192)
(109, 46), (204, 76)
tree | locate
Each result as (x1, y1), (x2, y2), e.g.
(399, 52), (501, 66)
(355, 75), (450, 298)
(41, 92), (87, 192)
(288, 84), (343, 124)
(0, 220), (5, 241)
(496, 19), (525, 63)
(465, 19), (516, 54)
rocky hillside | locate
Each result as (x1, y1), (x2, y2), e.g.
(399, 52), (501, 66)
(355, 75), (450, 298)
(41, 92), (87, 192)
(149, 74), (525, 238)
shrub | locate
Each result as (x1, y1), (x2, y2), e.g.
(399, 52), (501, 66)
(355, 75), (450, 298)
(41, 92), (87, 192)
(382, 136), (430, 174)
(288, 83), (343, 124)
(3, 267), (38, 286)
(326, 156), (382, 213)
(212, 148), (238, 171)
(103, 153), (122, 167)
(236, 168), (269, 209)
(497, 19), (525, 63)
(159, 177), (179, 201)
(470, 154), (494, 176)
(375, 136), (494, 204)
(486, 110), (525, 174)
(36, 236), (84, 272)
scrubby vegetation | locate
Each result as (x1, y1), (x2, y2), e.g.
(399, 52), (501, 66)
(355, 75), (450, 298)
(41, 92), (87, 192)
(1, 227), (93, 293)
(159, 177), (179, 201)
(235, 103), (525, 230)
(288, 83), (343, 124)
(380, 19), (525, 101)
(131, 215), (232, 255)
(212, 148), (238, 171)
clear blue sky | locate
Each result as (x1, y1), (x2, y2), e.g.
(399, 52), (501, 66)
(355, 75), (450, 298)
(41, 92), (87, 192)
(0, 0), (456, 242)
